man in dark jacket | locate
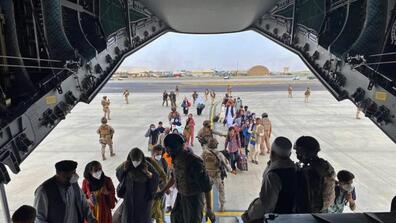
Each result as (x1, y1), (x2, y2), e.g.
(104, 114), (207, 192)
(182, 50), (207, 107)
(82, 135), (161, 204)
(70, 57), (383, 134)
(242, 137), (296, 223)
(169, 91), (177, 108)
(259, 136), (296, 213)
(34, 160), (97, 223)
(163, 91), (169, 107)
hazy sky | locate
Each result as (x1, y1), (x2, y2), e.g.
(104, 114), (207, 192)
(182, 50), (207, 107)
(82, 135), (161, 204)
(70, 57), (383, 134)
(120, 31), (308, 72)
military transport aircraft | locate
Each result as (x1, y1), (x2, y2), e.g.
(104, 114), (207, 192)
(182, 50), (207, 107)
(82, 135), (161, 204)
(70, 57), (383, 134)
(0, 0), (396, 222)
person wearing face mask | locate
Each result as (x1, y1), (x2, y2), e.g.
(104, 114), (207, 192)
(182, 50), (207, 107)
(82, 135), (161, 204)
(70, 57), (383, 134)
(328, 170), (357, 213)
(293, 136), (336, 213)
(145, 124), (160, 151)
(34, 160), (97, 223)
(150, 145), (169, 223)
(157, 134), (216, 223)
(82, 161), (116, 223)
(116, 148), (159, 223)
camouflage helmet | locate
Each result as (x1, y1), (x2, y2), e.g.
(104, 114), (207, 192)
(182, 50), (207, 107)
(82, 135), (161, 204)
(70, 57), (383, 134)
(203, 120), (211, 127)
(207, 138), (218, 149)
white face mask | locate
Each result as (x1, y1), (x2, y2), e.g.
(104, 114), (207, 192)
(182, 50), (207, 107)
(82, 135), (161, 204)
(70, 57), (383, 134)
(132, 160), (142, 167)
(154, 155), (162, 161)
(69, 173), (79, 184)
(92, 171), (102, 180)
(151, 128), (156, 131)
(341, 184), (354, 193)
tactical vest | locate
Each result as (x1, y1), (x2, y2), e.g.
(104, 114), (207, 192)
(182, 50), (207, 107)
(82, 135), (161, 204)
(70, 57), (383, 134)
(99, 125), (111, 138)
(101, 100), (109, 108)
(40, 177), (83, 223)
(202, 150), (220, 176)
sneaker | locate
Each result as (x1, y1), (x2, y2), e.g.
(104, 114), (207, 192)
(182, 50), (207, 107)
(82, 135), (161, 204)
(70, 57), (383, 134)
(110, 153), (116, 157)
(231, 170), (237, 175)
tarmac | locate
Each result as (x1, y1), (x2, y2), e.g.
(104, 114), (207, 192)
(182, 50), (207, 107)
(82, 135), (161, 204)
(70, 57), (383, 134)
(3, 82), (396, 222)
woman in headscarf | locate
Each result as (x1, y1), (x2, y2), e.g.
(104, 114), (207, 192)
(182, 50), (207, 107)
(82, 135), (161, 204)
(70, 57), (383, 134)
(116, 148), (159, 223)
(183, 113), (196, 146)
(82, 161), (116, 223)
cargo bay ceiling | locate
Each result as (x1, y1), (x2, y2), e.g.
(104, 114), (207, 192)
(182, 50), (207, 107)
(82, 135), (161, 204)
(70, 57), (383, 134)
(0, 0), (396, 185)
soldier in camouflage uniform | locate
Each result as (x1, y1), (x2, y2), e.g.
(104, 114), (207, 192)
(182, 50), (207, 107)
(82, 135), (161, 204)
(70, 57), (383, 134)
(260, 113), (272, 155)
(97, 117), (115, 160)
(304, 87), (311, 103)
(123, 89), (130, 104)
(197, 120), (226, 148)
(202, 138), (230, 211)
(157, 134), (216, 223)
(293, 136), (335, 213)
(101, 96), (111, 120)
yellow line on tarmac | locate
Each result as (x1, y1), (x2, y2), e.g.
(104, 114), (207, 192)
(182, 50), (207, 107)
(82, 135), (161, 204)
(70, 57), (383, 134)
(214, 211), (244, 217)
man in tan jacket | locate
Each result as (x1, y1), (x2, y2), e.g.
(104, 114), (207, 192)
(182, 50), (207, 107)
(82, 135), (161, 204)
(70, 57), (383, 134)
(255, 118), (265, 161)
(260, 113), (272, 155)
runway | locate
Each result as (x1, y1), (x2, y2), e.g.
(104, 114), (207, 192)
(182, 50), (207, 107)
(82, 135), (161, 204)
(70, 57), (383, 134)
(102, 78), (324, 93)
